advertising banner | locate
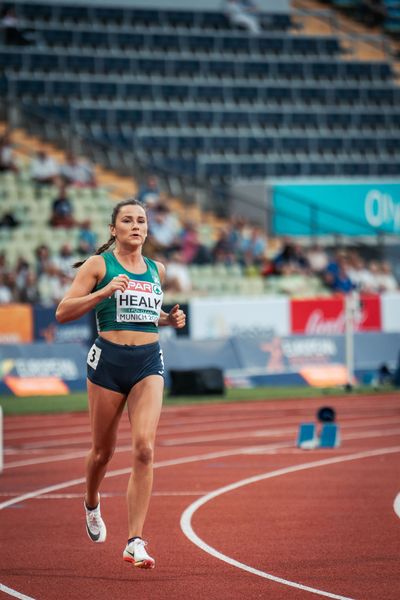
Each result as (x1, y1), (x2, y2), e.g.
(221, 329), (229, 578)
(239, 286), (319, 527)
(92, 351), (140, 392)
(232, 334), (345, 374)
(33, 306), (94, 345)
(190, 296), (290, 340)
(272, 182), (400, 236)
(290, 295), (381, 335)
(0, 342), (88, 395)
(381, 292), (400, 332)
(0, 305), (33, 344)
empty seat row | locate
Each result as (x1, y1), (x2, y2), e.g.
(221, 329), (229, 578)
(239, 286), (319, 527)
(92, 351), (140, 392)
(132, 134), (400, 156)
(7, 75), (400, 108)
(31, 27), (339, 57)
(61, 105), (399, 131)
(150, 156), (400, 179)
(0, 50), (393, 81)
(15, 3), (292, 31)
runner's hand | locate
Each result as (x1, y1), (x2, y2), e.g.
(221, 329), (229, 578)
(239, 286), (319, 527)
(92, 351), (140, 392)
(102, 274), (130, 298)
(168, 304), (186, 329)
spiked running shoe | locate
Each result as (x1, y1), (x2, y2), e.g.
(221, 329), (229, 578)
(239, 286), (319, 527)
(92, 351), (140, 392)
(84, 497), (107, 543)
(123, 539), (155, 569)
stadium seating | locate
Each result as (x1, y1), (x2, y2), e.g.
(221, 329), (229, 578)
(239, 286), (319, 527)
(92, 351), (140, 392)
(1, 2), (399, 180)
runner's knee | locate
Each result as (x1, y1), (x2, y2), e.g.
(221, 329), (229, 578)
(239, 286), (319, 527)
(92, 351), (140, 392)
(134, 441), (153, 466)
(91, 446), (115, 467)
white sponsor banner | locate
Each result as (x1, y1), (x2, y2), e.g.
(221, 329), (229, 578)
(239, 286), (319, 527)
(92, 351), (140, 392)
(381, 292), (400, 332)
(190, 296), (290, 340)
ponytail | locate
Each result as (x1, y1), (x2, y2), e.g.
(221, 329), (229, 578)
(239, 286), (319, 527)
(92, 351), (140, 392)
(73, 236), (115, 268)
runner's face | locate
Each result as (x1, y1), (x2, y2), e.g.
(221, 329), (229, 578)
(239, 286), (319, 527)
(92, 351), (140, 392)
(112, 204), (147, 247)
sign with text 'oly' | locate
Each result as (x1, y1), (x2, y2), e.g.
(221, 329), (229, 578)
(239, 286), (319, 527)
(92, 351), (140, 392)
(272, 182), (400, 236)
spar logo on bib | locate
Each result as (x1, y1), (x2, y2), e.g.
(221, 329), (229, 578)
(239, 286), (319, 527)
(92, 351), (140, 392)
(115, 279), (163, 323)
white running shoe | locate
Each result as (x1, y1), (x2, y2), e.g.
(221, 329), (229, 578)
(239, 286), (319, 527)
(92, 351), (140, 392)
(123, 538), (155, 569)
(84, 496), (107, 543)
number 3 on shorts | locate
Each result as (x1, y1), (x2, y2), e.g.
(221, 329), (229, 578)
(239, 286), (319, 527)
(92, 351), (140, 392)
(87, 343), (102, 369)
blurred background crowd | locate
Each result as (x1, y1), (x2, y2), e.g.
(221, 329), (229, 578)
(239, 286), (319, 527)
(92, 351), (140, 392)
(0, 129), (398, 307)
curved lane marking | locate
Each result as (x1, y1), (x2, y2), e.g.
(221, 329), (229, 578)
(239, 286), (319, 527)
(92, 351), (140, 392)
(0, 584), (35, 600)
(393, 492), (400, 519)
(181, 445), (400, 600)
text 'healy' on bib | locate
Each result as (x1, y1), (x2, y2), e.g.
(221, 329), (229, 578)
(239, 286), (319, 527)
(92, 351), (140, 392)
(115, 279), (163, 323)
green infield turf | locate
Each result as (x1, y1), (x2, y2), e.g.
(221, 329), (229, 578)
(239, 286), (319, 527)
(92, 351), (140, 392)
(0, 385), (396, 415)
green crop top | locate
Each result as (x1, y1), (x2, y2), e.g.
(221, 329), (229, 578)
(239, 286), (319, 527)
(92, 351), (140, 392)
(94, 252), (163, 333)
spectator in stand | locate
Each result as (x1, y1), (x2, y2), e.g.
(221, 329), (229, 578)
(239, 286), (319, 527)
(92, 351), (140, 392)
(52, 242), (76, 279)
(0, 273), (13, 303)
(0, 210), (19, 228)
(30, 150), (59, 186)
(306, 243), (329, 274)
(49, 183), (76, 228)
(0, 130), (19, 172)
(0, 252), (8, 277)
(272, 239), (309, 275)
(377, 261), (398, 292)
(61, 152), (97, 187)
(180, 221), (210, 264)
(2, 271), (18, 302)
(77, 219), (97, 256)
(14, 257), (30, 291)
(324, 252), (354, 293)
(35, 244), (52, 277)
(147, 202), (181, 256)
(137, 174), (161, 207)
(346, 254), (372, 292)
(239, 225), (267, 266)
(212, 228), (236, 265)
(37, 263), (65, 306)
(18, 269), (40, 303)
(164, 251), (192, 295)
(225, 215), (247, 256)
(224, 0), (261, 34)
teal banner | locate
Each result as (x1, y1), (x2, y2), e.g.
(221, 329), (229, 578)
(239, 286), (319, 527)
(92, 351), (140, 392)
(272, 182), (400, 236)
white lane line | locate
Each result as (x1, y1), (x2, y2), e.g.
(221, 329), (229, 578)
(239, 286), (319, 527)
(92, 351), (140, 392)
(0, 441), (291, 510)
(0, 491), (207, 500)
(0, 583), (35, 600)
(161, 418), (400, 446)
(5, 424), (400, 470)
(393, 493), (400, 519)
(180, 445), (400, 600)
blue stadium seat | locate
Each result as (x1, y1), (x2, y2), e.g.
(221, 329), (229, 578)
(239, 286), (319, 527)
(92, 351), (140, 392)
(17, 2), (53, 21)
(220, 36), (251, 54)
(66, 54), (96, 74)
(92, 7), (126, 25)
(185, 35), (216, 54)
(52, 79), (81, 99)
(58, 5), (90, 23)
(164, 10), (196, 29)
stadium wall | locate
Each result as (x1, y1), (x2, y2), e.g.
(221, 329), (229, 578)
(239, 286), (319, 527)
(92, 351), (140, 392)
(0, 294), (399, 394)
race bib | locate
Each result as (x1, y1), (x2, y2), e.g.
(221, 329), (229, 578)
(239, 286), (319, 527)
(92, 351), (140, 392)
(115, 279), (163, 323)
(87, 343), (101, 369)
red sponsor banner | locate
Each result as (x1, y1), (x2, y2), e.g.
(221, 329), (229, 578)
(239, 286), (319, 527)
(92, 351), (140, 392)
(291, 294), (381, 335)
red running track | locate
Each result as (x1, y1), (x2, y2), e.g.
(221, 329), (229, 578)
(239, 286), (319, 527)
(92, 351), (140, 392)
(1, 393), (400, 600)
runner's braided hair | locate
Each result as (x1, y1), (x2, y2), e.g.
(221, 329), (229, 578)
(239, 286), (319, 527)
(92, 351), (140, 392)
(73, 198), (145, 268)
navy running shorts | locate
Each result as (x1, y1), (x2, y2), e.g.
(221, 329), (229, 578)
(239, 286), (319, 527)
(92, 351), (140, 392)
(87, 336), (165, 394)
